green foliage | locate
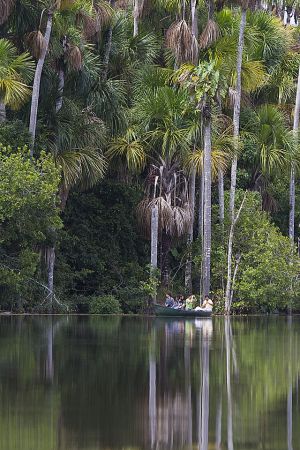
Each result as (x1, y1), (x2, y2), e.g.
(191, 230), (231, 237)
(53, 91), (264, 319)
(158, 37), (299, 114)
(0, 146), (61, 308)
(90, 295), (122, 314)
(211, 191), (300, 312)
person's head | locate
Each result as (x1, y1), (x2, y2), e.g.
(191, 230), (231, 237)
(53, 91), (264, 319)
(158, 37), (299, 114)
(205, 296), (210, 301)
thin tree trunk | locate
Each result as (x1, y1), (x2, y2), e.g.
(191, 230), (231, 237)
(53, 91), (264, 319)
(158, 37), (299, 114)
(191, 0), (198, 37)
(218, 167), (224, 224)
(133, 0), (139, 37)
(29, 11), (53, 153)
(229, 8), (246, 215)
(289, 65), (300, 242)
(0, 102), (6, 123)
(202, 107), (212, 298)
(55, 68), (65, 113)
(225, 194), (246, 313)
(161, 231), (171, 287)
(151, 205), (159, 303)
(185, 168), (196, 295)
(191, 0), (199, 64)
(102, 0), (115, 81)
(47, 246), (55, 306)
(198, 175), (204, 238)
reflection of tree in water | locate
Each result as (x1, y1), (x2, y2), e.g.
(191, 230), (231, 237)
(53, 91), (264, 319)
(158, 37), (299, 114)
(148, 319), (213, 450)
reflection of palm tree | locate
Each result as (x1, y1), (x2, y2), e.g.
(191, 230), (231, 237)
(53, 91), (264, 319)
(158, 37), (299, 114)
(225, 317), (234, 450)
(199, 319), (212, 450)
(149, 328), (157, 449)
(287, 316), (293, 450)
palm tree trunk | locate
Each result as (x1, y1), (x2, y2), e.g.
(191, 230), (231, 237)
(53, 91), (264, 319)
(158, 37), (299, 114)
(185, 168), (196, 295)
(229, 8), (246, 215)
(218, 167), (224, 224)
(0, 102), (6, 123)
(289, 65), (300, 242)
(161, 231), (171, 287)
(133, 0), (139, 37)
(29, 11), (53, 153)
(198, 174), (204, 238)
(202, 106), (212, 298)
(151, 205), (159, 303)
(191, 0), (198, 37)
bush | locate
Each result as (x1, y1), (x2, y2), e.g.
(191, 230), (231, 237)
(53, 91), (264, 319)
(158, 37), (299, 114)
(90, 295), (122, 314)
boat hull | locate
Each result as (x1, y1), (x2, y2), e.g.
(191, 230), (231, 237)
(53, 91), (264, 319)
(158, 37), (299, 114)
(154, 304), (212, 317)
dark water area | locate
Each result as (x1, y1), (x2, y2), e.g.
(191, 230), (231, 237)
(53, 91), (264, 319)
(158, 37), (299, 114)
(0, 315), (299, 450)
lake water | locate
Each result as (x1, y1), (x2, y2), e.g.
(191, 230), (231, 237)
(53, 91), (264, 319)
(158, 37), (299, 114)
(0, 315), (299, 450)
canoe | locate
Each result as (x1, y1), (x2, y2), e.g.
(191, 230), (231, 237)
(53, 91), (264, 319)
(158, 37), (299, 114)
(154, 304), (212, 317)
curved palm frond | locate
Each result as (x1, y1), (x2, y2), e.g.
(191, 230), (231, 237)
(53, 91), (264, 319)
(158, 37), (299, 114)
(56, 147), (107, 190)
(0, 39), (34, 108)
(107, 128), (146, 172)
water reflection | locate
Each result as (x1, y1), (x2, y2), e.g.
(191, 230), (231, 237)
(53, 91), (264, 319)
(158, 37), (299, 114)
(0, 316), (299, 449)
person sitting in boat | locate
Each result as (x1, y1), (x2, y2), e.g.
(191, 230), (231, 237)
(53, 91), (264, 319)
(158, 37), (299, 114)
(202, 296), (213, 311)
(195, 296), (213, 312)
(165, 293), (175, 308)
(186, 295), (197, 310)
(177, 295), (185, 309)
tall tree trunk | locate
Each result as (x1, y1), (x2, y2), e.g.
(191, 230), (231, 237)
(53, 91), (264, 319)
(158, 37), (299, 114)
(102, 0), (115, 81)
(161, 231), (171, 287)
(29, 11), (53, 153)
(229, 8), (246, 215)
(289, 66), (300, 242)
(225, 193), (246, 313)
(133, 0), (139, 37)
(191, 0), (198, 38)
(185, 168), (196, 295)
(218, 167), (224, 224)
(0, 102), (6, 123)
(202, 106), (212, 298)
(150, 205), (159, 303)
(198, 174), (204, 238)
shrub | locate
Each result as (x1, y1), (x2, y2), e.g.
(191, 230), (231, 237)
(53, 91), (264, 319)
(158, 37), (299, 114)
(90, 295), (122, 314)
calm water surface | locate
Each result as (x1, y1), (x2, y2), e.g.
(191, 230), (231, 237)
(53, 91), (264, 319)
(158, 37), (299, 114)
(0, 316), (299, 450)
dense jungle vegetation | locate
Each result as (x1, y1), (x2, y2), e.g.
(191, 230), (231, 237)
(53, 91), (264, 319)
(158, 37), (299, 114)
(1, 0), (300, 313)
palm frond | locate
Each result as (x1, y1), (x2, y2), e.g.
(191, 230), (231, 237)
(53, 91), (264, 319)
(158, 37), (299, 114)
(0, 0), (15, 25)
(199, 19), (220, 50)
(165, 20), (198, 64)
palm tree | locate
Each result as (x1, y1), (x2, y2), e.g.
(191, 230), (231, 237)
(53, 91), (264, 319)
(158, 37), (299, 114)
(176, 59), (223, 297)
(29, 6), (56, 152)
(45, 100), (107, 302)
(0, 39), (34, 122)
(289, 66), (300, 243)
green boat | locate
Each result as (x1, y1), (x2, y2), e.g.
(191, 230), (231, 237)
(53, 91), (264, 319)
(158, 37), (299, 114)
(154, 304), (212, 317)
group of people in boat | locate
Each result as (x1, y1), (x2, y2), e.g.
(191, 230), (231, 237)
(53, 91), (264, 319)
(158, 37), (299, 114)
(165, 293), (213, 312)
